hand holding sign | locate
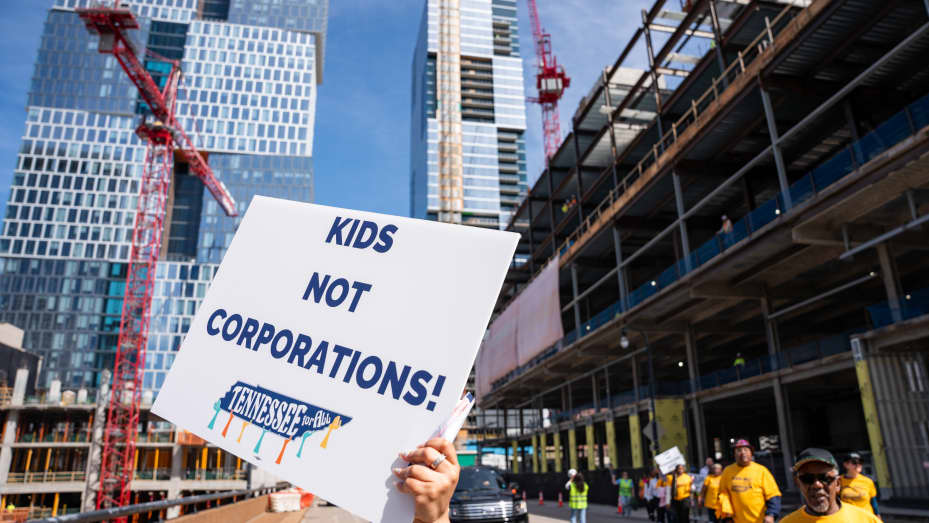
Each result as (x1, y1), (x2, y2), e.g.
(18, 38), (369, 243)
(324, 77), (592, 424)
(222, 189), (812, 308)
(395, 438), (460, 523)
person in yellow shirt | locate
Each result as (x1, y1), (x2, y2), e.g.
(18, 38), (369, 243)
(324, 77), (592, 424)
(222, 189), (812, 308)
(717, 439), (781, 523)
(668, 464), (692, 523)
(781, 448), (880, 522)
(839, 453), (880, 517)
(699, 463), (722, 522)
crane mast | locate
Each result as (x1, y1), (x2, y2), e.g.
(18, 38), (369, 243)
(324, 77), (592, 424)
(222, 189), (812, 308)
(75, 2), (238, 515)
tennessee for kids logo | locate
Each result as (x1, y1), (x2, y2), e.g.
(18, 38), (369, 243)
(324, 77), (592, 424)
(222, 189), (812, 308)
(207, 380), (352, 464)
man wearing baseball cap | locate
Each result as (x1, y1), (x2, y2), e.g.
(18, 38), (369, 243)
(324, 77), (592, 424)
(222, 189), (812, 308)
(716, 439), (781, 523)
(781, 448), (880, 521)
(839, 452), (880, 517)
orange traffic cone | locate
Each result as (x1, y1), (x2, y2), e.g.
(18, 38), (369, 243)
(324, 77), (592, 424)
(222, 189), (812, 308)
(558, 492), (563, 507)
(617, 498), (623, 514)
(539, 491), (544, 505)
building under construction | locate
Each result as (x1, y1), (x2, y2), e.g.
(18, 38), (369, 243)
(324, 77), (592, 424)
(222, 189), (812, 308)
(474, 0), (929, 514)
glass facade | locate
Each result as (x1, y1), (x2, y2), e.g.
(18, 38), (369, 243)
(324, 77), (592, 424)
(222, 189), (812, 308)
(409, 0), (528, 229)
(0, 0), (326, 393)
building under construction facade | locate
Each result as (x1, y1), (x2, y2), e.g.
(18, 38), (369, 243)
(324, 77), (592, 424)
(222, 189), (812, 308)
(475, 0), (929, 514)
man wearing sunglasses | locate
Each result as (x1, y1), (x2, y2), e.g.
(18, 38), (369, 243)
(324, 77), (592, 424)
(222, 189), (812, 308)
(780, 448), (880, 522)
(839, 453), (880, 517)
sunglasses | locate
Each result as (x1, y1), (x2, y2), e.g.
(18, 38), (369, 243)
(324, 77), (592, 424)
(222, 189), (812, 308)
(797, 473), (838, 486)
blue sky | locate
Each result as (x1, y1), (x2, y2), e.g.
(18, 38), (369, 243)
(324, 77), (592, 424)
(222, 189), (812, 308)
(0, 0), (650, 218)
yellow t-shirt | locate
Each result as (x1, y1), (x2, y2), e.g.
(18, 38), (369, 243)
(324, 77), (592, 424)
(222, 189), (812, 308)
(703, 474), (722, 509)
(780, 502), (881, 522)
(839, 474), (877, 514)
(672, 473), (692, 500)
(718, 461), (782, 523)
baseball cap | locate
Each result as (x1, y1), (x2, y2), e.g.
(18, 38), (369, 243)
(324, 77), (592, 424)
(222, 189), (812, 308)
(731, 438), (754, 450)
(793, 448), (838, 471)
(844, 452), (862, 462)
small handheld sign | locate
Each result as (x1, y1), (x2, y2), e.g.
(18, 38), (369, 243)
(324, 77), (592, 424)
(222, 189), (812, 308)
(153, 196), (517, 522)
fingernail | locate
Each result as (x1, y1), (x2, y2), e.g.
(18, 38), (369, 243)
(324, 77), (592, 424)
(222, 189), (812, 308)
(392, 467), (403, 476)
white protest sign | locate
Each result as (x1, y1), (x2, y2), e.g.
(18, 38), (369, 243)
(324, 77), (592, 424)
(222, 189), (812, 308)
(655, 446), (686, 475)
(152, 196), (518, 522)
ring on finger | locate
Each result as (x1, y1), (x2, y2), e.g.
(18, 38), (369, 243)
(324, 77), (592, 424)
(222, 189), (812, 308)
(429, 454), (447, 470)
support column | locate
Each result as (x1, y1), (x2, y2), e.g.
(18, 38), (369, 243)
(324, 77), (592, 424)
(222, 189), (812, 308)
(571, 263), (582, 331)
(605, 419), (618, 469)
(684, 326), (707, 462)
(0, 369), (27, 486)
(612, 226), (630, 311)
(762, 291), (795, 489)
(553, 430), (563, 473)
(672, 172), (692, 272)
(512, 441), (519, 473)
(629, 414), (644, 469)
(82, 369), (109, 512)
(601, 69), (621, 188)
(572, 127), (585, 222)
(852, 346), (892, 497)
(546, 168), (558, 257)
(540, 433), (548, 473)
(568, 427), (578, 471)
(632, 355), (640, 403)
(708, 0), (729, 88)
(585, 423), (596, 471)
(876, 243), (904, 323)
(760, 87), (793, 211)
(531, 433), (539, 473)
(165, 442), (184, 519)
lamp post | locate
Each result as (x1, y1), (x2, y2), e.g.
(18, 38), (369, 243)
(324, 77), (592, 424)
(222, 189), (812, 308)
(621, 328), (659, 461)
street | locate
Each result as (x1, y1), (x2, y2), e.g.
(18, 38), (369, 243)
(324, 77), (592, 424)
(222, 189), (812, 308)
(526, 502), (649, 522)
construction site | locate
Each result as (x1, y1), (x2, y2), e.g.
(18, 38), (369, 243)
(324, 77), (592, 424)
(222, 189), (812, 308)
(474, 0), (929, 517)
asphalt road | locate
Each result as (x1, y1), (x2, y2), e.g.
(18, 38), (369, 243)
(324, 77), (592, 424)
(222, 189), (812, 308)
(526, 502), (651, 522)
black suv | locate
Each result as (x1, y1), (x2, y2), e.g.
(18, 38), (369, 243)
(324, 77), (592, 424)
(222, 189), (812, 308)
(448, 467), (528, 523)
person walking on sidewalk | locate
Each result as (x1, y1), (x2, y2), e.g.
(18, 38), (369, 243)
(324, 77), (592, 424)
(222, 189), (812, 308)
(839, 452), (880, 517)
(611, 470), (634, 514)
(645, 469), (660, 521)
(699, 462), (723, 522)
(567, 471), (589, 523)
(781, 448), (880, 522)
(668, 464), (693, 523)
(717, 439), (781, 523)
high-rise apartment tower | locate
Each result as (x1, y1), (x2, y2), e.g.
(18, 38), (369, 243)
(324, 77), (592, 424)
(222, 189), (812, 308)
(410, 0), (528, 229)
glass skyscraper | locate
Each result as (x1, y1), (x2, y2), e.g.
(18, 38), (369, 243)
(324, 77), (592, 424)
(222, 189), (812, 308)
(410, 0), (528, 229)
(0, 0), (327, 394)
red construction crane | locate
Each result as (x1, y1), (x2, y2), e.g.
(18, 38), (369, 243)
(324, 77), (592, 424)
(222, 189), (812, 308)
(75, 2), (238, 514)
(527, 0), (570, 162)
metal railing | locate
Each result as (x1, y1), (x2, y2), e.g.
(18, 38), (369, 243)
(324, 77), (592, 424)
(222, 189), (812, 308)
(6, 470), (85, 483)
